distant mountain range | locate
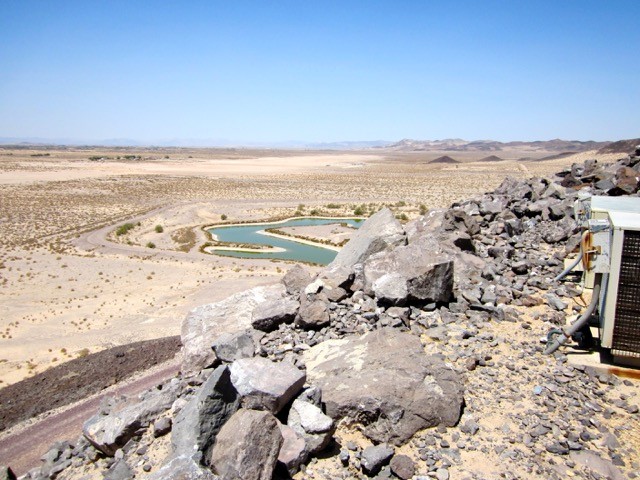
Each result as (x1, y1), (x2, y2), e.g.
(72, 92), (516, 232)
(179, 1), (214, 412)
(0, 137), (389, 150)
(381, 138), (611, 152)
(1, 136), (637, 153)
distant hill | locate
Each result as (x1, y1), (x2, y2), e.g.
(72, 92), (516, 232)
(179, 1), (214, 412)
(597, 138), (640, 154)
(384, 138), (609, 153)
(478, 155), (504, 162)
(537, 152), (577, 161)
(429, 155), (460, 164)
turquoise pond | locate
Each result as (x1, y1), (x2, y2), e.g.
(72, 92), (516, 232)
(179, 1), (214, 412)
(207, 218), (362, 265)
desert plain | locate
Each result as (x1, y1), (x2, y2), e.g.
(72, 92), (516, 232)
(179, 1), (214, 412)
(0, 145), (625, 387)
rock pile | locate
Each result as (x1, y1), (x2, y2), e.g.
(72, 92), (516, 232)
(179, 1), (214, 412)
(16, 150), (640, 480)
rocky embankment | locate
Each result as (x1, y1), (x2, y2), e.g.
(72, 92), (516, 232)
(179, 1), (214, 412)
(6, 149), (640, 480)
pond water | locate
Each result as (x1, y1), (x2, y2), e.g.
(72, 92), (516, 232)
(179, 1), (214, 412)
(207, 218), (362, 265)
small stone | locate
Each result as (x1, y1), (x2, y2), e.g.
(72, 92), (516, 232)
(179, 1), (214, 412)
(435, 467), (450, 480)
(390, 454), (415, 480)
(152, 417), (172, 438)
(361, 444), (394, 475)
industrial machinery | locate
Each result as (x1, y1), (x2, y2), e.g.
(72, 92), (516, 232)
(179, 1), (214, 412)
(545, 195), (640, 365)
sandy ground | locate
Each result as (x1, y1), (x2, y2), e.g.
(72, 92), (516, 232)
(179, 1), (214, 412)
(0, 146), (628, 387)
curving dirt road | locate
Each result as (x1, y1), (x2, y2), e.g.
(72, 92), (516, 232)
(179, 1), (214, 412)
(0, 359), (180, 476)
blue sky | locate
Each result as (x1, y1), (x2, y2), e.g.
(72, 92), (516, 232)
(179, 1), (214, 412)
(1, 1), (639, 144)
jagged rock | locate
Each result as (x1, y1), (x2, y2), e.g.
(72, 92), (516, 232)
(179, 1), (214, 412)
(0, 467), (17, 480)
(181, 284), (288, 373)
(211, 331), (255, 363)
(282, 265), (313, 296)
(276, 423), (307, 476)
(363, 239), (453, 305)
(210, 409), (283, 480)
(83, 385), (177, 456)
(287, 399), (335, 455)
(145, 454), (218, 480)
(171, 366), (240, 462)
(611, 166), (639, 194)
(325, 208), (405, 273)
(153, 417), (172, 437)
(229, 357), (306, 413)
(361, 444), (394, 475)
(251, 296), (299, 332)
(295, 299), (330, 330)
(104, 459), (133, 480)
(324, 286), (348, 302)
(304, 328), (464, 445)
(390, 455), (416, 480)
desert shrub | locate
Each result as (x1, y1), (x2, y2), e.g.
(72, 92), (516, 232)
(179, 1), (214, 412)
(116, 223), (135, 236)
(419, 204), (428, 215)
(221, 214), (228, 221)
(396, 200), (407, 207)
(309, 209), (320, 216)
(146, 242), (156, 249)
(326, 203), (341, 209)
(155, 225), (164, 233)
(353, 206), (365, 216)
(397, 213), (408, 221)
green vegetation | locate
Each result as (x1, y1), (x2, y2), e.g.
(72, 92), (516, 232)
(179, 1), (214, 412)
(326, 203), (341, 209)
(353, 205), (365, 216)
(115, 223), (135, 236)
(155, 224), (164, 233)
(146, 241), (156, 249)
(419, 204), (428, 215)
(221, 214), (228, 221)
(309, 209), (320, 216)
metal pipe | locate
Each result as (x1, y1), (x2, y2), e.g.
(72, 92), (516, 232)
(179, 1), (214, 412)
(554, 231), (589, 282)
(544, 281), (601, 355)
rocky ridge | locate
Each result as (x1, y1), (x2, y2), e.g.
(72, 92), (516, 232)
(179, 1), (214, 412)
(10, 147), (640, 480)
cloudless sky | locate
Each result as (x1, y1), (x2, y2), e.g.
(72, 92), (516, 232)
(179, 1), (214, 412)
(1, 1), (639, 144)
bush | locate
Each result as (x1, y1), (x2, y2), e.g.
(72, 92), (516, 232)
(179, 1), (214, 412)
(146, 242), (156, 249)
(419, 204), (428, 215)
(115, 223), (135, 236)
(155, 225), (164, 233)
(326, 203), (341, 209)
(353, 206), (365, 216)
(221, 214), (228, 221)
(309, 209), (320, 216)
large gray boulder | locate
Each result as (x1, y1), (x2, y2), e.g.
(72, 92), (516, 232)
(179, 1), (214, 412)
(276, 423), (307, 476)
(304, 328), (464, 445)
(145, 454), (218, 480)
(363, 238), (454, 305)
(171, 366), (240, 463)
(210, 409), (283, 480)
(282, 265), (313, 296)
(325, 208), (405, 273)
(295, 299), (330, 330)
(211, 331), (255, 363)
(287, 399), (335, 456)
(181, 284), (288, 373)
(83, 385), (177, 456)
(251, 296), (299, 332)
(229, 357), (306, 414)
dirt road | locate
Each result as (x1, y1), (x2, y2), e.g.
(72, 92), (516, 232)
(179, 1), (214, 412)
(0, 360), (180, 476)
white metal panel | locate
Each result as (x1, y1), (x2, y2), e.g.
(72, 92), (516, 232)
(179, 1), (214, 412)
(591, 195), (640, 214)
